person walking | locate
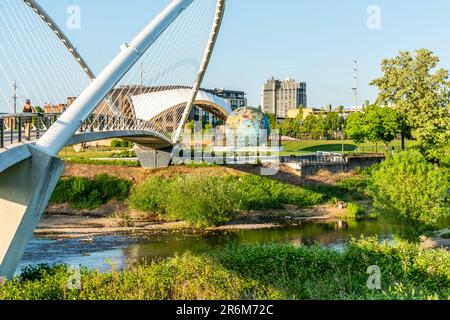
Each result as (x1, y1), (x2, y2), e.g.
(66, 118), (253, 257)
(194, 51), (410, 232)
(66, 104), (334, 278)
(22, 99), (36, 141)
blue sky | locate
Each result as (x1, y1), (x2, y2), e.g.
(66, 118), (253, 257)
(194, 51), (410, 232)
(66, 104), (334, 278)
(36, 0), (450, 107)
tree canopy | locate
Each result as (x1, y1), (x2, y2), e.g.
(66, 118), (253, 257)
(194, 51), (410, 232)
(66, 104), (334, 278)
(345, 105), (405, 150)
(370, 49), (450, 160)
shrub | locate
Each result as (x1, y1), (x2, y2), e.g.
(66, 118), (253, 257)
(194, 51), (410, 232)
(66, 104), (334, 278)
(111, 150), (137, 159)
(51, 174), (132, 210)
(131, 174), (326, 227)
(368, 150), (450, 242)
(110, 139), (122, 148)
(164, 176), (242, 228)
(346, 203), (366, 219)
(130, 177), (170, 214)
(132, 176), (242, 227)
(235, 175), (325, 210)
(111, 140), (133, 148)
(336, 176), (367, 194)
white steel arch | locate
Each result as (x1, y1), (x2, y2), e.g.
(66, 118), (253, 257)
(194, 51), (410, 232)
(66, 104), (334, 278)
(23, 0), (95, 80)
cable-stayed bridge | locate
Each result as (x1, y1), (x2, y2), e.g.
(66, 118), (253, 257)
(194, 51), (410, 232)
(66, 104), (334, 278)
(0, 0), (227, 278)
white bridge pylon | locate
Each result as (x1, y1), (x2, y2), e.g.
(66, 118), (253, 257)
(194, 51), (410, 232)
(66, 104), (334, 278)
(0, 0), (226, 279)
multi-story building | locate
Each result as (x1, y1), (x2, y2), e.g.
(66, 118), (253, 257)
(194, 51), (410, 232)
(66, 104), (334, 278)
(262, 77), (307, 119)
(203, 88), (247, 111)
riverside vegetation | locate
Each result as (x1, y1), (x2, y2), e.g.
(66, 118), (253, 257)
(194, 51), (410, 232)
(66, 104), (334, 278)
(0, 238), (448, 300)
(49, 169), (369, 227)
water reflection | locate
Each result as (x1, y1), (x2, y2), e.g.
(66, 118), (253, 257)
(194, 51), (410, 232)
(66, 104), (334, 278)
(19, 218), (392, 274)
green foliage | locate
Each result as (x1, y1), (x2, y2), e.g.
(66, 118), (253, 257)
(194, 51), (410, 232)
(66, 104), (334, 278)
(111, 150), (137, 158)
(203, 123), (213, 133)
(303, 114), (324, 140)
(323, 111), (342, 139)
(51, 174), (132, 210)
(131, 174), (326, 227)
(336, 176), (367, 194)
(131, 176), (242, 228)
(370, 49), (450, 160)
(279, 109), (345, 140)
(165, 176), (242, 228)
(111, 140), (134, 148)
(130, 177), (170, 214)
(363, 105), (406, 148)
(345, 112), (366, 144)
(346, 203), (366, 219)
(368, 150), (450, 242)
(2, 239), (449, 300)
(346, 105), (405, 149)
(64, 158), (140, 167)
(235, 174), (325, 210)
(265, 113), (279, 130)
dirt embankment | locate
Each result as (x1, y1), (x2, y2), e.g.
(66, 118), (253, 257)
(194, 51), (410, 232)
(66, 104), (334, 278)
(62, 162), (358, 186)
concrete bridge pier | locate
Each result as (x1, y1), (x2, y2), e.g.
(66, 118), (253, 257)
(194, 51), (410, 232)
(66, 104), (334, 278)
(0, 146), (64, 279)
(134, 146), (173, 169)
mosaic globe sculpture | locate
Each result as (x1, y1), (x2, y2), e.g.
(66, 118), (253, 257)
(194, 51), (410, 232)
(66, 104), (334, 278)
(225, 107), (271, 148)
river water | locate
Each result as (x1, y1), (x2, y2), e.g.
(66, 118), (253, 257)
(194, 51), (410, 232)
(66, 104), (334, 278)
(18, 218), (393, 274)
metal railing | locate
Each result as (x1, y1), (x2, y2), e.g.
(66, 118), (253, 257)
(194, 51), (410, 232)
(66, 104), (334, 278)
(0, 112), (158, 150)
(280, 152), (347, 164)
(0, 113), (60, 149)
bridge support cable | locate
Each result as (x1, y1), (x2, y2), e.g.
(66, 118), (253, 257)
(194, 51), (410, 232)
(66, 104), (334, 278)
(36, 0), (199, 156)
(0, 0), (91, 114)
(173, 0), (226, 144)
(23, 0), (96, 80)
(83, 0), (223, 142)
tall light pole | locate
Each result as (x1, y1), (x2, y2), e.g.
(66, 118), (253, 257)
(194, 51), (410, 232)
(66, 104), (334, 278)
(352, 60), (359, 110)
(12, 82), (19, 114)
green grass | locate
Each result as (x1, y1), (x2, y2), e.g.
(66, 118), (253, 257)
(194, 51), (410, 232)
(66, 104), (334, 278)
(281, 139), (414, 156)
(64, 158), (140, 167)
(59, 146), (130, 160)
(1, 239), (448, 300)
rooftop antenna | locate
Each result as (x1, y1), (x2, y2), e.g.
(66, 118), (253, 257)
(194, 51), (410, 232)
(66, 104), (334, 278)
(352, 60), (359, 110)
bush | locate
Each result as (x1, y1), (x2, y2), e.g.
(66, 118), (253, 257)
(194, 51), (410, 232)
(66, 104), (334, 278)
(2, 239), (449, 300)
(368, 150), (450, 242)
(164, 176), (242, 228)
(346, 203), (366, 219)
(111, 150), (137, 159)
(111, 140), (133, 148)
(234, 175), (325, 210)
(131, 176), (242, 228)
(131, 174), (326, 227)
(51, 174), (132, 210)
(336, 176), (367, 194)
(130, 177), (171, 214)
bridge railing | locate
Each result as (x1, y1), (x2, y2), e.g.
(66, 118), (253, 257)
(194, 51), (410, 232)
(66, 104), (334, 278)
(0, 112), (158, 150)
(0, 113), (60, 149)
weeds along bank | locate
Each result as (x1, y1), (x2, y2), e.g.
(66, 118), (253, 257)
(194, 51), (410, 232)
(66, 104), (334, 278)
(49, 167), (370, 228)
(1, 239), (449, 300)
